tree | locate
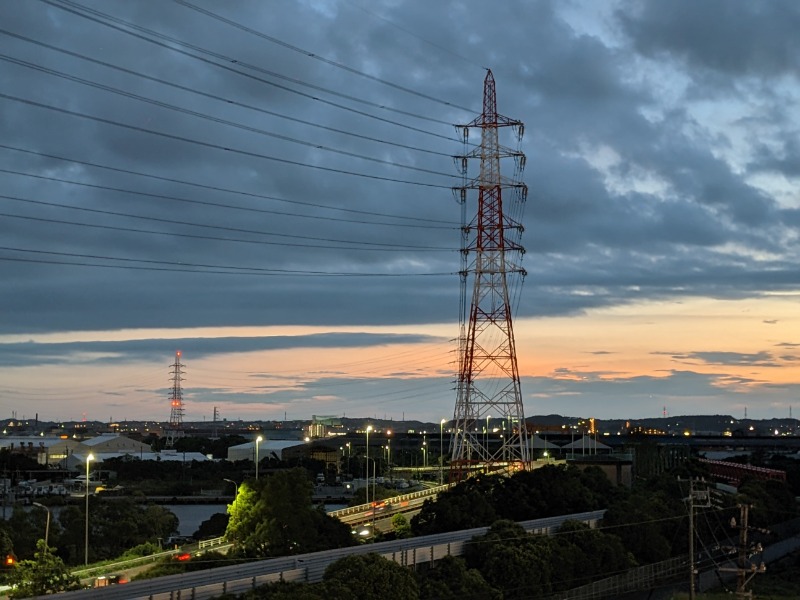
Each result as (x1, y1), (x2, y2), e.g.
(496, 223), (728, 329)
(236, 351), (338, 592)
(323, 553), (418, 600)
(411, 476), (497, 535)
(6, 506), (44, 560)
(226, 469), (354, 557)
(7, 540), (81, 598)
(53, 498), (178, 565)
(390, 514), (412, 538)
(241, 581), (326, 599)
(193, 512), (229, 540)
(417, 555), (500, 600)
(464, 520), (555, 599)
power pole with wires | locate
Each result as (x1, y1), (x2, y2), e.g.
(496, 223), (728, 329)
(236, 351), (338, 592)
(682, 477), (711, 600)
(165, 351), (185, 449)
(719, 504), (766, 599)
(450, 70), (529, 481)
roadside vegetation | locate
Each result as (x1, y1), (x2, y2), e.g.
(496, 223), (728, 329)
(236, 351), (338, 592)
(0, 438), (798, 599)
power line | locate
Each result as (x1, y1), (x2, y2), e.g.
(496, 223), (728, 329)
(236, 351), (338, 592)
(0, 92), (458, 188)
(0, 53), (457, 179)
(0, 247), (457, 277)
(1, 167), (457, 230)
(174, 0), (478, 114)
(0, 28), (464, 151)
(0, 144), (456, 225)
(40, 0), (461, 130)
(0, 197), (456, 252)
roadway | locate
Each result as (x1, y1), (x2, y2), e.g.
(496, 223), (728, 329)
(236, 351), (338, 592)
(33, 510), (606, 599)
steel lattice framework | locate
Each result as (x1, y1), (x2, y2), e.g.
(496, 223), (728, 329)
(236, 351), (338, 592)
(450, 70), (529, 479)
(165, 350), (185, 448)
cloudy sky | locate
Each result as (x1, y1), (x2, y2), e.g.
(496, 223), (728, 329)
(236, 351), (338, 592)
(1, 0), (799, 426)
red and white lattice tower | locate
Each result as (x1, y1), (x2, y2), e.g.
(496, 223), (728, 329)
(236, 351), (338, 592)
(165, 351), (185, 448)
(451, 70), (529, 480)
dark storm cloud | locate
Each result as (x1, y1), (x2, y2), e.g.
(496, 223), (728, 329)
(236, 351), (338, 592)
(618, 0), (800, 77)
(1, 0), (799, 421)
(668, 351), (779, 368)
(3, 0), (796, 337)
(0, 332), (443, 367)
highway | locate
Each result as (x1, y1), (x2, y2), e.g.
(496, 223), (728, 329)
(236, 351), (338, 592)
(33, 510), (606, 599)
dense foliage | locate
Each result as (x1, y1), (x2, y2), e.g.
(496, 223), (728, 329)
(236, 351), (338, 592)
(410, 464), (618, 535)
(0, 498), (177, 567)
(6, 540), (81, 598)
(463, 520), (635, 598)
(225, 468), (355, 557)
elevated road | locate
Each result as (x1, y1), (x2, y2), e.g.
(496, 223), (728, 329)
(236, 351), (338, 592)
(327, 484), (448, 528)
(35, 510), (606, 599)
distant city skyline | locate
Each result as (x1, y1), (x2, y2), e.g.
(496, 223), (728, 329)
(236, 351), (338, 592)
(2, 2), (800, 424)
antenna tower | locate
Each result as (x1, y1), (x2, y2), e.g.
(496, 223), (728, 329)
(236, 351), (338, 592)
(450, 70), (529, 480)
(165, 351), (185, 448)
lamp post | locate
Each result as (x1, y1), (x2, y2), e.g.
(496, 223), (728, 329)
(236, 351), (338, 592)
(32, 502), (50, 549)
(223, 478), (238, 499)
(440, 419), (446, 485)
(365, 425), (373, 506)
(255, 435), (263, 480)
(84, 453), (94, 565)
(486, 416), (491, 459)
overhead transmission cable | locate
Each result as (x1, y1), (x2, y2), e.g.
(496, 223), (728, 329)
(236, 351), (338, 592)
(1, 168), (456, 230)
(0, 92), (458, 189)
(0, 30), (462, 157)
(0, 247), (456, 277)
(0, 28), (465, 152)
(0, 144), (455, 226)
(0, 196), (455, 252)
(39, 0), (461, 132)
(174, 0), (478, 114)
(0, 54), (455, 179)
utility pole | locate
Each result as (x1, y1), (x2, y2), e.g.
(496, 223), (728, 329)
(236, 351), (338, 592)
(450, 70), (529, 481)
(681, 477), (711, 599)
(719, 504), (766, 599)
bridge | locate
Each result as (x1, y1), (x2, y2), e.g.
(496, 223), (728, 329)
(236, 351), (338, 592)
(698, 458), (787, 486)
(34, 510), (606, 599)
(327, 483), (449, 529)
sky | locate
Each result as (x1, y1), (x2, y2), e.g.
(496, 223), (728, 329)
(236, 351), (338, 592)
(1, 0), (800, 425)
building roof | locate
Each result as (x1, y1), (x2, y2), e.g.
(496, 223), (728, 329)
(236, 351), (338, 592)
(561, 435), (612, 451)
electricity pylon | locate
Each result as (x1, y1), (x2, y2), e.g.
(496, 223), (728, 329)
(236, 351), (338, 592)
(450, 70), (529, 480)
(165, 351), (185, 448)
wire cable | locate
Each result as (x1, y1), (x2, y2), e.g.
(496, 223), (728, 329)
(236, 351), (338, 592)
(0, 202), (455, 252)
(0, 92), (458, 188)
(0, 28), (466, 157)
(40, 0), (461, 131)
(0, 53), (457, 180)
(0, 168), (457, 230)
(174, 0), (478, 114)
(0, 247), (458, 277)
(0, 144), (456, 225)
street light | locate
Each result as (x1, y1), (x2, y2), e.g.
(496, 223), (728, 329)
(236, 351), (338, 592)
(223, 478), (238, 499)
(440, 419), (446, 485)
(32, 502), (50, 549)
(255, 435), (263, 480)
(365, 425), (373, 505)
(486, 415), (491, 458)
(84, 453), (94, 565)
